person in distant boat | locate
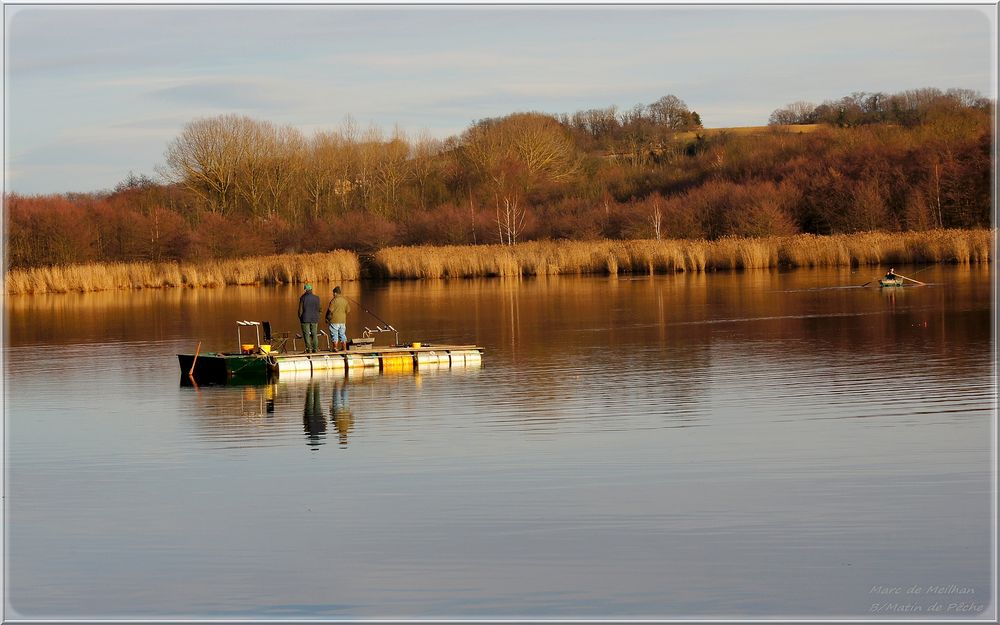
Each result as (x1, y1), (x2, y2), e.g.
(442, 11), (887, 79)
(325, 286), (351, 352)
(885, 267), (897, 280)
(298, 283), (321, 353)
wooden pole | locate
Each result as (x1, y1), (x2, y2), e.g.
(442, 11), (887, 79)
(189, 341), (202, 376)
(893, 273), (925, 285)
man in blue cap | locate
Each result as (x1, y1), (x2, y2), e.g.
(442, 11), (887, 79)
(298, 283), (321, 353)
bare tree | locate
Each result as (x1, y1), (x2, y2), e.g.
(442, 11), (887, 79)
(647, 94), (692, 130)
(263, 126), (305, 219)
(768, 101), (817, 126)
(650, 195), (663, 240)
(411, 129), (443, 211)
(461, 112), (578, 244)
(353, 124), (384, 214)
(232, 117), (272, 218)
(163, 114), (253, 214)
(372, 126), (413, 218)
(301, 132), (339, 220)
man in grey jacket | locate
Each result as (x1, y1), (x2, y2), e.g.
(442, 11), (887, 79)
(298, 284), (321, 353)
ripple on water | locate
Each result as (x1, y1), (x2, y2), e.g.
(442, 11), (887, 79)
(4, 268), (993, 619)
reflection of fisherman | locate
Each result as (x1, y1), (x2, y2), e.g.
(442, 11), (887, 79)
(302, 381), (326, 449)
(330, 379), (354, 448)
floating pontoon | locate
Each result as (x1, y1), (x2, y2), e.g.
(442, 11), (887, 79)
(178, 320), (484, 384)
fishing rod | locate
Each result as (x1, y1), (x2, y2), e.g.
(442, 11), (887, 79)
(343, 295), (395, 330)
(341, 295), (402, 345)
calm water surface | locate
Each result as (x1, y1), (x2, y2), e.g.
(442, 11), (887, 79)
(4, 266), (995, 619)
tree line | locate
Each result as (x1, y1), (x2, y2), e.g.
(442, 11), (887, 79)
(768, 87), (990, 127)
(5, 89), (992, 269)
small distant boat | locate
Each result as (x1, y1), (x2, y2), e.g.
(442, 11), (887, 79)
(863, 269), (926, 289)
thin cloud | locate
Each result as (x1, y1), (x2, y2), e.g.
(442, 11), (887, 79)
(148, 79), (293, 111)
(4, 5), (995, 194)
(108, 116), (189, 131)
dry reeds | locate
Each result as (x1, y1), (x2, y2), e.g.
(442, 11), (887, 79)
(5, 251), (359, 295)
(5, 229), (992, 293)
(374, 241), (621, 279)
(373, 229), (993, 279)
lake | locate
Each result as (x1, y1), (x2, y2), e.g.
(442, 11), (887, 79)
(4, 265), (994, 619)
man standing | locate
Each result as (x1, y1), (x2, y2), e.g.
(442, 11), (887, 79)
(298, 284), (321, 353)
(325, 286), (351, 352)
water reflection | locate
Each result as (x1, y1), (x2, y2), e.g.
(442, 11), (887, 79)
(240, 384), (275, 416)
(302, 381), (326, 449)
(299, 379), (355, 449)
(5, 265), (992, 619)
(331, 379), (354, 447)
(184, 365), (483, 449)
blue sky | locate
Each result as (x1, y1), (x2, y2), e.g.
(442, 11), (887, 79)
(4, 4), (996, 195)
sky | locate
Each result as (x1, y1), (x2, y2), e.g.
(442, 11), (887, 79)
(3, 4), (996, 195)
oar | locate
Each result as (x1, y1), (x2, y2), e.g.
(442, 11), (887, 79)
(860, 276), (880, 287)
(188, 341), (202, 376)
(894, 272), (925, 286)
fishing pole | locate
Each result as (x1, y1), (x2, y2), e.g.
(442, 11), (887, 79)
(342, 295), (402, 346)
(343, 295), (396, 330)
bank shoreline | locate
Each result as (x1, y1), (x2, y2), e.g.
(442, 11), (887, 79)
(5, 229), (993, 295)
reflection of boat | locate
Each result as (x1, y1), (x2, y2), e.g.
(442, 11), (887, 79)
(179, 321), (484, 384)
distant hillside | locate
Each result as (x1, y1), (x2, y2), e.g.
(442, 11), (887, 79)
(4, 89), (992, 268)
(678, 124), (820, 139)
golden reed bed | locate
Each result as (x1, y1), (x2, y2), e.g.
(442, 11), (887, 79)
(4, 230), (993, 294)
(5, 251), (359, 295)
(373, 229), (994, 278)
